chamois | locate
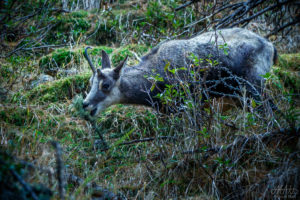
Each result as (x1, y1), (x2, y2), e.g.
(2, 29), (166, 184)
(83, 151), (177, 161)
(82, 28), (277, 116)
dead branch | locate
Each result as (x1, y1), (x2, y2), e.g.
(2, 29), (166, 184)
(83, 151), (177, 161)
(0, 0), (71, 57)
(175, 0), (198, 11)
(229, 0), (293, 28)
(183, 127), (299, 155)
(119, 136), (178, 146)
(266, 15), (300, 38)
(215, 0), (266, 28)
(51, 141), (65, 200)
(182, 0), (298, 38)
(67, 173), (125, 200)
(9, 168), (39, 200)
(3, 23), (57, 57)
(5, 153), (123, 199)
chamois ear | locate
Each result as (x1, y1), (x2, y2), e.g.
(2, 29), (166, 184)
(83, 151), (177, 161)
(101, 50), (111, 69)
(113, 55), (128, 79)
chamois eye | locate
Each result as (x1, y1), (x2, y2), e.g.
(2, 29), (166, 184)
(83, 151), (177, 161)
(102, 83), (110, 90)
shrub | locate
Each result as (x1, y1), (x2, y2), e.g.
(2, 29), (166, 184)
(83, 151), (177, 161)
(46, 10), (91, 44)
(39, 48), (81, 75)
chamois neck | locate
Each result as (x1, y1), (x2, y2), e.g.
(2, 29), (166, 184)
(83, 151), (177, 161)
(119, 62), (155, 107)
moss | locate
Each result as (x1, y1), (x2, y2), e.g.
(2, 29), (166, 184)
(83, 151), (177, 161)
(93, 105), (167, 140)
(81, 45), (148, 67)
(127, 44), (150, 55)
(273, 67), (300, 92)
(24, 73), (90, 103)
(71, 10), (89, 18)
(0, 64), (14, 79)
(274, 53), (300, 92)
(1, 56), (32, 84)
(89, 46), (114, 56)
(277, 53), (300, 71)
(38, 44), (147, 76)
(111, 44), (149, 65)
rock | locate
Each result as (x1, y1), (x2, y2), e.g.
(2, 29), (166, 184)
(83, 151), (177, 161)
(29, 74), (54, 89)
(57, 68), (78, 77)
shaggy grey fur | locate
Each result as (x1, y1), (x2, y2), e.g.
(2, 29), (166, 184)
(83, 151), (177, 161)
(83, 28), (277, 116)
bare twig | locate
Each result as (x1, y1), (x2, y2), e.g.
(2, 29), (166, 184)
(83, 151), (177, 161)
(183, 127), (299, 155)
(2, 23), (57, 57)
(229, 0), (292, 28)
(51, 141), (65, 200)
(182, 0), (297, 39)
(175, 0), (196, 11)
(9, 169), (39, 200)
(266, 16), (300, 38)
(119, 136), (178, 146)
(67, 173), (124, 199)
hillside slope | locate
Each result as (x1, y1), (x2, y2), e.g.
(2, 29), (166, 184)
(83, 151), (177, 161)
(0, 1), (299, 199)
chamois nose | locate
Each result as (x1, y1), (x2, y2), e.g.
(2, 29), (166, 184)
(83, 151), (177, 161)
(82, 102), (89, 109)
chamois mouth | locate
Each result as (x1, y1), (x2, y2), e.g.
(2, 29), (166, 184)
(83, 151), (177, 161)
(90, 108), (97, 116)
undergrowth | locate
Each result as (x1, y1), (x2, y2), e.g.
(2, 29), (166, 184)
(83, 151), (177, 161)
(0, 1), (299, 199)
(1, 52), (299, 199)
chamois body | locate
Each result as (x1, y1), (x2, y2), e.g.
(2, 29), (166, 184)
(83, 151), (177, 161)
(83, 28), (277, 116)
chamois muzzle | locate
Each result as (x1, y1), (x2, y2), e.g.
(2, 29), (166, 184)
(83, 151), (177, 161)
(82, 102), (89, 109)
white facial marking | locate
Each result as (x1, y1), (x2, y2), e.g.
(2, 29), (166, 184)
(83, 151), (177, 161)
(98, 80), (103, 90)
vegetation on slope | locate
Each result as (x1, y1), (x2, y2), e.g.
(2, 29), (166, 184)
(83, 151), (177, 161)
(273, 53), (300, 94)
(0, 0), (299, 199)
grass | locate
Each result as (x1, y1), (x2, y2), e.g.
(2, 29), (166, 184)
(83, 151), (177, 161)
(1, 42), (299, 199)
(273, 53), (300, 94)
(0, 1), (299, 198)
(1, 56), (299, 198)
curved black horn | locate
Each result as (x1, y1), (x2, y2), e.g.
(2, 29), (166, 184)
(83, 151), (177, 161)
(84, 47), (96, 74)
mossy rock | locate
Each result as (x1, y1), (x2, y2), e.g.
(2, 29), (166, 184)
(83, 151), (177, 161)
(23, 73), (90, 103)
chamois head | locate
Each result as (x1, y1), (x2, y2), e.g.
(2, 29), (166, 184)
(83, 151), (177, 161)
(83, 47), (128, 116)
